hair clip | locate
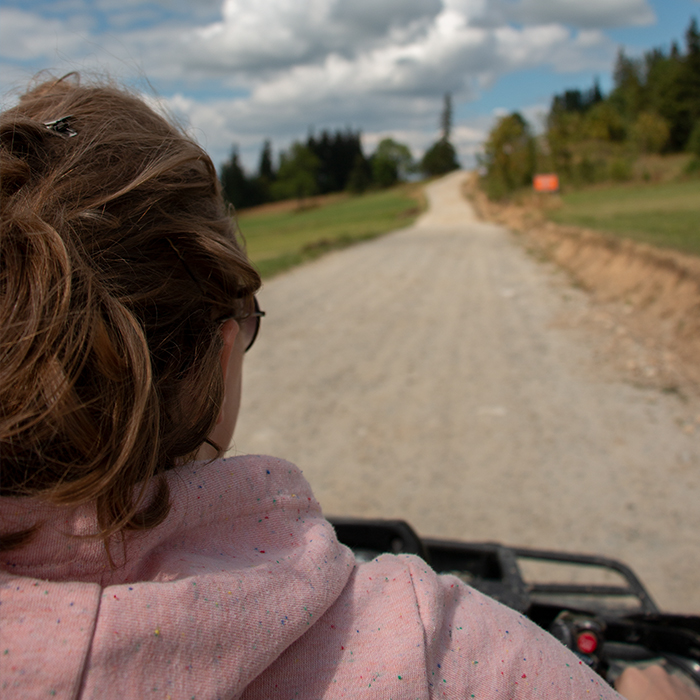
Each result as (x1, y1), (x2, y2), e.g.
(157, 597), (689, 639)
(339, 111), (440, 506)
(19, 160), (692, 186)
(43, 115), (78, 138)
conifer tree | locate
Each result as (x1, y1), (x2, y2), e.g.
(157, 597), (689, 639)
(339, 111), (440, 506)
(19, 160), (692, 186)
(258, 140), (275, 181)
(441, 93), (453, 141)
(220, 147), (249, 209)
(421, 93), (460, 176)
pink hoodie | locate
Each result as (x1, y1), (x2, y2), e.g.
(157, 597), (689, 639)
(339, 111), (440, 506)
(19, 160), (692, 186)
(1, 455), (620, 699)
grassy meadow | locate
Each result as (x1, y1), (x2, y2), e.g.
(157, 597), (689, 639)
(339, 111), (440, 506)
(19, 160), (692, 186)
(547, 178), (700, 257)
(236, 185), (424, 278)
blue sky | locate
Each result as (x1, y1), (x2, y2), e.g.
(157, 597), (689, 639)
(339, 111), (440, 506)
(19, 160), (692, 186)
(1, 0), (698, 170)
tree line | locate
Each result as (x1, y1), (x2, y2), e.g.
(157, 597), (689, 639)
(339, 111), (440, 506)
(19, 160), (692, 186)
(480, 18), (700, 200)
(220, 95), (460, 209)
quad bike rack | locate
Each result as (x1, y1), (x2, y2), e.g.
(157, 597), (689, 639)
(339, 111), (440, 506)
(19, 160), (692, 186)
(328, 517), (700, 688)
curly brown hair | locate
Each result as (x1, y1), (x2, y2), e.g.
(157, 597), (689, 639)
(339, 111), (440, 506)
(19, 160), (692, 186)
(0, 74), (261, 551)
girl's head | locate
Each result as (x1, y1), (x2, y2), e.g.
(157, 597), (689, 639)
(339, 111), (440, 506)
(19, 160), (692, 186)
(0, 74), (261, 546)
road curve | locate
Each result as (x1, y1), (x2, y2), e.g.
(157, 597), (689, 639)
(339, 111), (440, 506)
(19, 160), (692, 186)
(233, 171), (700, 613)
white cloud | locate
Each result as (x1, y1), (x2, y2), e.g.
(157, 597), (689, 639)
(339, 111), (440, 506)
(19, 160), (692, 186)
(134, 0), (622, 90)
(0, 7), (91, 61)
(107, 0), (621, 169)
(185, 0), (442, 75)
(445, 0), (655, 28)
(0, 0), (655, 169)
(513, 0), (655, 29)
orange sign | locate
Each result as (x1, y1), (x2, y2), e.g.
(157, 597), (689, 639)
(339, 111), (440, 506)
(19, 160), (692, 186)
(533, 174), (559, 193)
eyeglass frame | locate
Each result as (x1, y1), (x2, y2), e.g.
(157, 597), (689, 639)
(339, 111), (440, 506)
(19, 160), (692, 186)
(217, 296), (265, 353)
(241, 296), (265, 352)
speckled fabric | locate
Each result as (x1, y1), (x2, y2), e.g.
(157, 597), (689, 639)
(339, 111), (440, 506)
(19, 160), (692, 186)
(1, 456), (621, 699)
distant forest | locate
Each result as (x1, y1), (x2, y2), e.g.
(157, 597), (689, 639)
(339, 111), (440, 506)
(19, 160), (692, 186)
(480, 18), (700, 200)
(220, 95), (460, 209)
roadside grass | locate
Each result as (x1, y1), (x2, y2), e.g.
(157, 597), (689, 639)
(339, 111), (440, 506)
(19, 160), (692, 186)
(547, 179), (700, 256)
(237, 185), (424, 278)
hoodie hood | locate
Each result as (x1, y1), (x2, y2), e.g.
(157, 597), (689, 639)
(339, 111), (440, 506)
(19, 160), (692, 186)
(1, 455), (355, 700)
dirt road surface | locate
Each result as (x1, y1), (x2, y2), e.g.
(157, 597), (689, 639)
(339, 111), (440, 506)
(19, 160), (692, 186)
(232, 171), (700, 613)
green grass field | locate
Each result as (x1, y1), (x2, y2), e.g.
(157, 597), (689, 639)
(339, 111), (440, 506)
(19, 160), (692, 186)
(237, 186), (423, 278)
(547, 179), (700, 256)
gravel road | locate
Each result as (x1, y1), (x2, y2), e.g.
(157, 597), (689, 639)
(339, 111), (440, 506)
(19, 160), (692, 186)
(232, 171), (700, 613)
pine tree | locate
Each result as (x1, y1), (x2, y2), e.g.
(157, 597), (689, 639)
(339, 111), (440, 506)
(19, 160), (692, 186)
(220, 147), (249, 209)
(307, 129), (365, 193)
(420, 93), (460, 176)
(258, 140), (275, 181)
(683, 18), (700, 133)
(441, 93), (453, 141)
(346, 153), (372, 193)
(610, 49), (644, 118)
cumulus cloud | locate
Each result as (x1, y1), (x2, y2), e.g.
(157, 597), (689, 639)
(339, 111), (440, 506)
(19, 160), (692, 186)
(121, 0), (622, 94)
(447, 0), (655, 29)
(0, 7), (91, 61)
(184, 0), (443, 75)
(510, 0), (655, 28)
(0, 0), (656, 167)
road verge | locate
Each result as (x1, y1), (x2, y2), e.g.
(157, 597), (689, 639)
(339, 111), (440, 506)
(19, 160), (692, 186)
(465, 176), (700, 394)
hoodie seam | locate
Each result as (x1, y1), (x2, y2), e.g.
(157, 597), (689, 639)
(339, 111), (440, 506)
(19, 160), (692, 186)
(71, 585), (102, 700)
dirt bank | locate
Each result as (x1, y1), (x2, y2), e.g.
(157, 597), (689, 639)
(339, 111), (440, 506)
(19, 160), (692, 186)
(467, 178), (700, 396)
